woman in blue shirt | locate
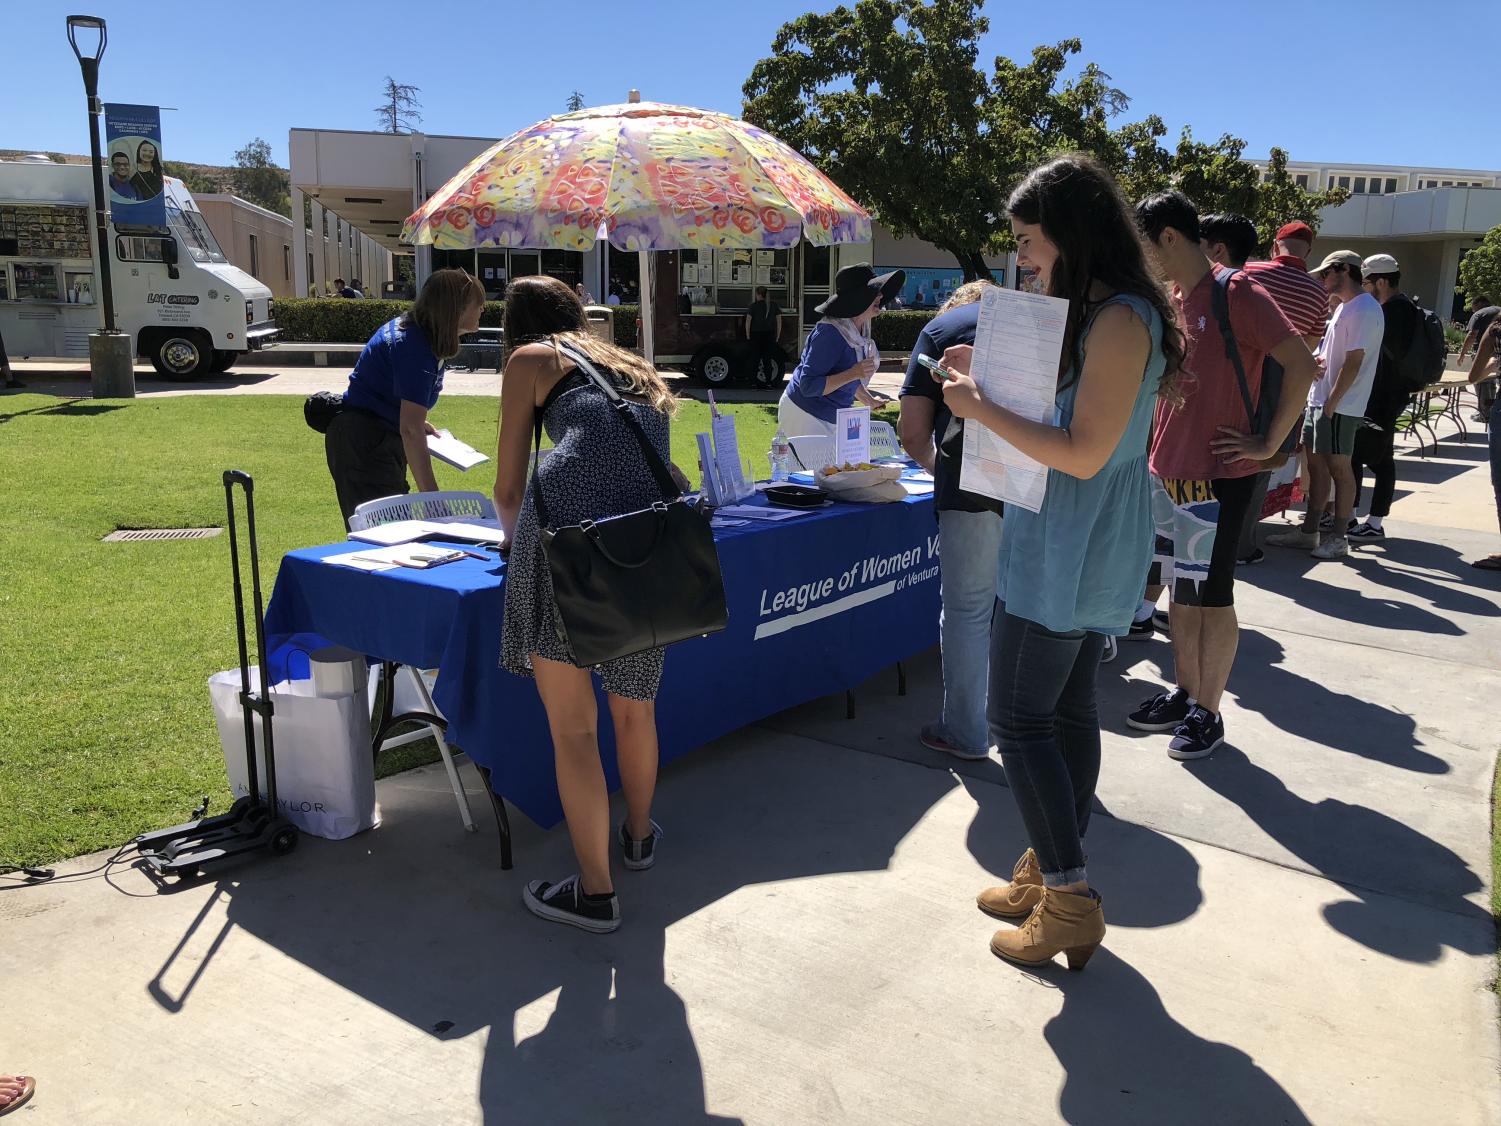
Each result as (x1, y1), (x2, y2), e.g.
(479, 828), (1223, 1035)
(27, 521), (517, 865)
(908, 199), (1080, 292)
(325, 268), (484, 522)
(936, 154), (1185, 973)
(777, 264), (904, 443)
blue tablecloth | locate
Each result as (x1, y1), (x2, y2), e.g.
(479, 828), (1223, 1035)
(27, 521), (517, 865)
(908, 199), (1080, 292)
(264, 493), (941, 827)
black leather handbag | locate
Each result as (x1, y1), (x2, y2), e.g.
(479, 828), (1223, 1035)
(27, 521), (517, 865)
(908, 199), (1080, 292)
(532, 344), (728, 667)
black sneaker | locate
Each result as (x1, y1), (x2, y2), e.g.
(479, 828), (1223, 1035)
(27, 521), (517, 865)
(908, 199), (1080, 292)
(1123, 616), (1155, 641)
(619, 820), (662, 871)
(1101, 635), (1118, 664)
(522, 874), (620, 933)
(1236, 548), (1265, 566)
(1349, 522), (1386, 540)
(1151, 610), (1171, 634)
(1127, 687), (1191, 732)
(1168, 706), (1225, 761)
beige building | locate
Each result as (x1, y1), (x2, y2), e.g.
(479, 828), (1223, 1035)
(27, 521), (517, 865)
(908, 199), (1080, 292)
(195, 192), (393, 300)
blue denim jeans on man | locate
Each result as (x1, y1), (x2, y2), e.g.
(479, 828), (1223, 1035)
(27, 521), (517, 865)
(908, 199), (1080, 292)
(988, 605), (1107, 886)
(934, 509), (1003, 753)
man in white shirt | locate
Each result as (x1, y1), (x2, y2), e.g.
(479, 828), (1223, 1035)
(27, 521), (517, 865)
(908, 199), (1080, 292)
(1268, 250), (1384, 560)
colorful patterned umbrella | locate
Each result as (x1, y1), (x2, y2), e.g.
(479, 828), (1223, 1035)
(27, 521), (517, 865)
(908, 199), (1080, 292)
(401, 100), (871, 252)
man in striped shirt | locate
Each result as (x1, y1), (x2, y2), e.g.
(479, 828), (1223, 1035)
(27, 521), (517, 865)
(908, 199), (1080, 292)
(1235, 221), (1329, 560)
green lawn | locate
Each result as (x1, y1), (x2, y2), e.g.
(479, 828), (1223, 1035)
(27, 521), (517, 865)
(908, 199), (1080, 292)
(0, 391), (795, 868)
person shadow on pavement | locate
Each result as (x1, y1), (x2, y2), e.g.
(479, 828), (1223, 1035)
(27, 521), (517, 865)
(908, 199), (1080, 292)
(1182, 748), (1491, 963)
(960, 778), (1312, 1124)
(157, 731), (956, 1124)
(1105, 629), (1446, 775)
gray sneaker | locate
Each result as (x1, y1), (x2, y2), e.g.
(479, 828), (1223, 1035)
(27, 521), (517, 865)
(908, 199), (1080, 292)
(919, 723), (990, 761)
(1311, 534), (1350, 560)
(1267, 527), (1319, 550)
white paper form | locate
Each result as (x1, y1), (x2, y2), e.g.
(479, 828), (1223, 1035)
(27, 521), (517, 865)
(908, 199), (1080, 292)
(960, 287), (1068, 513)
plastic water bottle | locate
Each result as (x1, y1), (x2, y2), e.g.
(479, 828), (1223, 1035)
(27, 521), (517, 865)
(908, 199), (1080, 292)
(769, 428), (793, 482)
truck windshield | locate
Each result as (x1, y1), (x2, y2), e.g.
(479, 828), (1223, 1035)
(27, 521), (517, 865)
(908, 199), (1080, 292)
(166, 203), (227, 264)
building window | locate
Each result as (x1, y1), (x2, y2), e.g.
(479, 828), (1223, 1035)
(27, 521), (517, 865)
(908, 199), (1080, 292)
(678, 247), (791, 313)
(1294, 174), (1309, 188)
(1385, 178), (1398, 193)
(248, 233), (259, 278)
(283, 244), (291, 281)
(1353, 177), (1367, 194)
(307, 252), (314, 289)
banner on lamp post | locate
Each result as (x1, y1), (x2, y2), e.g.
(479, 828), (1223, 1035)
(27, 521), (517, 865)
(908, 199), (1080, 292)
(102, 103), (166, 230)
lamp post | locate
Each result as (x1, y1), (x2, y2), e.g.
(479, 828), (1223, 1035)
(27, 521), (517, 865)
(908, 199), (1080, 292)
(67, 14), (134, 397)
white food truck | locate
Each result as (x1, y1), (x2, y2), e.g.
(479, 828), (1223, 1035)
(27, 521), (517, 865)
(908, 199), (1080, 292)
(0, 156), (276, 377)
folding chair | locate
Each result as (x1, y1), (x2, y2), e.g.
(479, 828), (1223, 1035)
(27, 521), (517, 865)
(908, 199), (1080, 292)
(787, 434), (833, 471)
(869, 420), (903, 460)
(347, 490), (500, 838)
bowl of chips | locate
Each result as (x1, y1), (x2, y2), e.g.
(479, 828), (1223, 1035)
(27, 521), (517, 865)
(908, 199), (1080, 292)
(814, 461), (904, 493)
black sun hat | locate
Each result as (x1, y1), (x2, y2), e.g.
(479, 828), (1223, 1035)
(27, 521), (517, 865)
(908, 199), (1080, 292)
(816, 264), (906, 318)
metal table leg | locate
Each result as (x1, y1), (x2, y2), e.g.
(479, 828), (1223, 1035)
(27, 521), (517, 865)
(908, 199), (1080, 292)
(474, 764), (514, 870)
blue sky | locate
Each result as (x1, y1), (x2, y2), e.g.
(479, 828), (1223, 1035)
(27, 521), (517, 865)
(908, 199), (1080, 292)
(8, 0), (1492, 171)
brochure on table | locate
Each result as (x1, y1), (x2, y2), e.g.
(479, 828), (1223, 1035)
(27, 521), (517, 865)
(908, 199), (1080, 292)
(348, 517), (505, 547)
(960, 287), (1065, 513)
(711, 412), (753, 502)
(834, 406), (871, 467)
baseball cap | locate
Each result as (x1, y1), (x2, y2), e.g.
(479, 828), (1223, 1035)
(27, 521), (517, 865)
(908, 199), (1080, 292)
(1275, 221), (1315, 243)
(1309, 250), (1362, 275)
(1362, 253), (1399, 276)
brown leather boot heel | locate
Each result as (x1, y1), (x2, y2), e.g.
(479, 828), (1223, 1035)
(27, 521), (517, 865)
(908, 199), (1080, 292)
(989, 886), (1105, 971)
(977, 847), (1045, 919)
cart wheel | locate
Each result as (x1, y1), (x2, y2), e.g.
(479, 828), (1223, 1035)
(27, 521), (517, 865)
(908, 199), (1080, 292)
(270, 827), (300, 856)
(691, 343), (741, 388)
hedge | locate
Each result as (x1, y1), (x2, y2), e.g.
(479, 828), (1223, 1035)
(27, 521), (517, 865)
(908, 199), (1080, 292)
(273, 298), (640, 350)
(872, 310), (940, 352)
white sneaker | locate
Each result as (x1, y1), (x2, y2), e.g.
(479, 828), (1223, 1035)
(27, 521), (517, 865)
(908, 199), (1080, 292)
(1267, 527), (1319, 550)
(1311, 535), (1349, 560)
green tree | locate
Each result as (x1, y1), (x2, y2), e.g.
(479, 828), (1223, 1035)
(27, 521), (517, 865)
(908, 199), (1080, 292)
(743, 3), (1181, 278)
(163, 160), (219, 195)
(566, 90), (586, 112)
(1457, 225), (1501, 308)
(375, 77), (423, 134)
(743, 0), (1350, 274)
(231, 138), (290, 217)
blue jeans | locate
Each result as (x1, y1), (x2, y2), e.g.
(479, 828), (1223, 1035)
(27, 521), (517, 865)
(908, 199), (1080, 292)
(988, 605), (1107, 886)
(936, 509), (1003, 753)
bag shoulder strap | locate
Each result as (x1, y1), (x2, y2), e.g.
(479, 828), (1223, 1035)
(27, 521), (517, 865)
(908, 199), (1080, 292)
(529, 340), (679, 531)
(1210, 268), (1258, 428)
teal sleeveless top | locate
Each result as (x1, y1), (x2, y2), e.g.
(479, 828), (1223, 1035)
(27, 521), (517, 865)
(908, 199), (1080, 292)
(994, 292), (1165, 636)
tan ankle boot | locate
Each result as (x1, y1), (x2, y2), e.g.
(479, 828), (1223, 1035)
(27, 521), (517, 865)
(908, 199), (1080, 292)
(976, 848), (1044, 919)
(990, 886), (1105, 971)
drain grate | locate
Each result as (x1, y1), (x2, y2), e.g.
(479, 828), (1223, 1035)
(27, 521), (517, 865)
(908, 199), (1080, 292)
(103, 527), (222, 542)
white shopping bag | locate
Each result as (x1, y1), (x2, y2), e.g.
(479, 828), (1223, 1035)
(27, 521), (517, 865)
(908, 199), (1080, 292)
(209, 666), (379, 840)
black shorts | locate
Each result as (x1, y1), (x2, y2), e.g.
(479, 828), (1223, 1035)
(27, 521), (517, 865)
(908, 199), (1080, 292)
(1148, 473), (1258, 608)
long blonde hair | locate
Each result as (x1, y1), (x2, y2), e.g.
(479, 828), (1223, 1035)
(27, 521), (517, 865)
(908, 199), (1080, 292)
(503, 275), (676, 415)
(405, 268), (485, 361)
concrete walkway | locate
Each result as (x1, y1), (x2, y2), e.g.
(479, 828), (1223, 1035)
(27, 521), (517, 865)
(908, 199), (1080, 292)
(2, 419), (1498, 1125)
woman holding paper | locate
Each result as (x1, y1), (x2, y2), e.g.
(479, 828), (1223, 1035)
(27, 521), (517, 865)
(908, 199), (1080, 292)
(324, 269), (484, 523)
(494, 276), (680, 935)
(935, 154), (1184, 973)
(776, 264), (904, 447)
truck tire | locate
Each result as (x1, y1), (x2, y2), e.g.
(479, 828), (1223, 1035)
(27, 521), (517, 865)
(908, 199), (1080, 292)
(210, 349), (237, 374)
(749, 348), (786, 390)
(145, 330), (212, 379)
(690, 343), (741, 388)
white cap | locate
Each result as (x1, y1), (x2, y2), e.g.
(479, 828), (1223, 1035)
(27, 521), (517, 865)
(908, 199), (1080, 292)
(1362, 253), (1400, 276)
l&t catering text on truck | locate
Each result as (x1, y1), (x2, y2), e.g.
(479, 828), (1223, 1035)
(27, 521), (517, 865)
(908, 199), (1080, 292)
(0, 156), (277, 377)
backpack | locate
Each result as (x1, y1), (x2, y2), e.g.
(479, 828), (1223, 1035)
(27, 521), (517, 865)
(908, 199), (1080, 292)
(1209, 270), (1296, 468)
(1384, 297), (1447, 394)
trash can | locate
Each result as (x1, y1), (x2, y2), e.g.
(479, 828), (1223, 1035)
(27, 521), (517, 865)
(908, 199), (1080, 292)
(584, 304), (614, 344)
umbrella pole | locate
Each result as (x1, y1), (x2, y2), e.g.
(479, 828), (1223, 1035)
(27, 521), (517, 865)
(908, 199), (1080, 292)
(637, 250), (655, 369)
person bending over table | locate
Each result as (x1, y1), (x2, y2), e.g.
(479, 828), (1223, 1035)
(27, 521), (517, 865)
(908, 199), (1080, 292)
(776, 264), (903, 444)
(937, 154), (1182, 974)
(323, 269), (484, 524)
(492, 275), (679, 935)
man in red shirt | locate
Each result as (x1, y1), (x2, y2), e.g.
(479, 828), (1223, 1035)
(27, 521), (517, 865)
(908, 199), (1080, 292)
(1129, 192), (1318, 760)
(1217, 219), (1330, 561)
